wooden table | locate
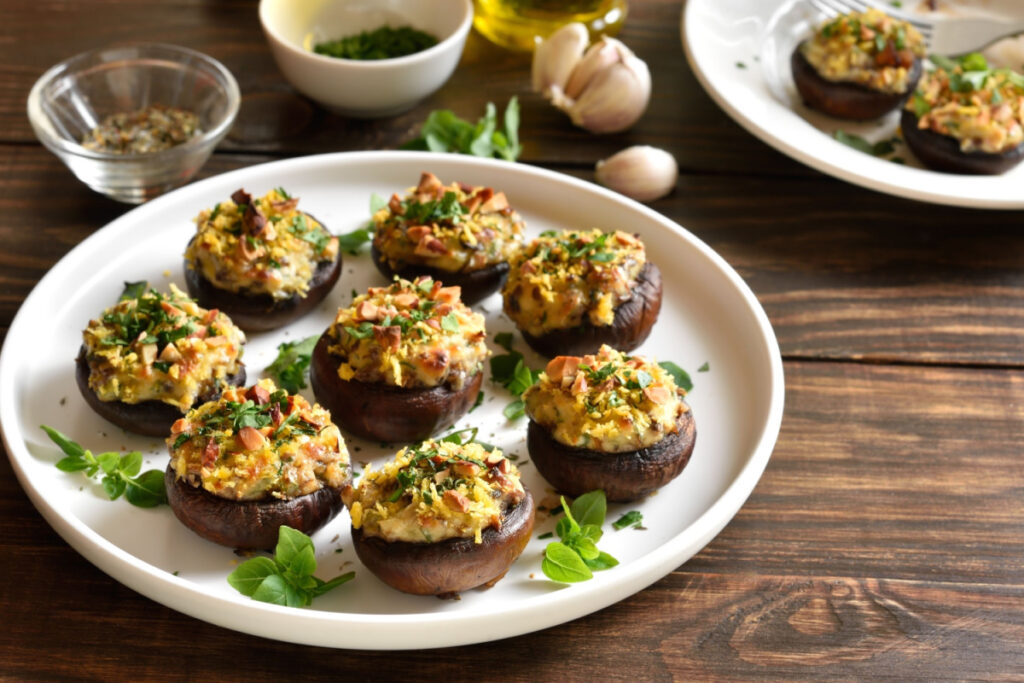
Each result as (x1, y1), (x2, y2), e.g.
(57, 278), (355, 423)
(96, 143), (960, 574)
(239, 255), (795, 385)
(4, 0), (1024, 678)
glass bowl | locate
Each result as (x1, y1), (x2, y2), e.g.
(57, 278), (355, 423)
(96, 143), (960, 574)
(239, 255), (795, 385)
(27, 44), (240, 204)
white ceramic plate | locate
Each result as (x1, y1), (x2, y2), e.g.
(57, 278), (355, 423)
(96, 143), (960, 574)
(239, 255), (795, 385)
(683, 0), (1024, 208)
(0, 151), (783, 650)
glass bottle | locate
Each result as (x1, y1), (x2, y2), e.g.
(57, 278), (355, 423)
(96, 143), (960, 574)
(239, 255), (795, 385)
(473, 0), (629, 52)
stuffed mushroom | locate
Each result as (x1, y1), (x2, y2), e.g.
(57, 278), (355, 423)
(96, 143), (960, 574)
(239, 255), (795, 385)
(76, 283), (246, 437)
(184, 188), (341, 331)
(343, 438), (534, 596)
(901, 54), (1024, 175)
(165, 379), (351, 550)
(792, 9), (925, 120)
(502, 229), (661, 358)
(371, 172), (526, 304)
(310, 276), (488, 442)
(523, 345), (695, 502)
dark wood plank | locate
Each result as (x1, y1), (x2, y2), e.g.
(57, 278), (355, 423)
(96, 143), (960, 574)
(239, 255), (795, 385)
(4, 148), (1024, 366)
(3, 361), (1024, 677)
(1, 0), (809, 175)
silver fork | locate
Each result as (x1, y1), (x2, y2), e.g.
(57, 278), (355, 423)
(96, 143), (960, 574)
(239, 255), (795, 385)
(807, 0), (1024, 56)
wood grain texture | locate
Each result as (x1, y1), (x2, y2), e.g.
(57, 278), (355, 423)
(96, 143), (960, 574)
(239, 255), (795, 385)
(5, 0), (1024, 677)
(1, 0), (808, 175)
(4, 363), (1024, 678)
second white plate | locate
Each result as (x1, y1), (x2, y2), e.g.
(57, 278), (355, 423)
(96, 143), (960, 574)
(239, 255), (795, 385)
(683, 0), (1024, 209)
(1, 151), (783, 649)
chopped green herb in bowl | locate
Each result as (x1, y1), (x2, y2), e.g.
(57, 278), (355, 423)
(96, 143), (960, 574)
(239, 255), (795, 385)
(314, 26), (438, 61)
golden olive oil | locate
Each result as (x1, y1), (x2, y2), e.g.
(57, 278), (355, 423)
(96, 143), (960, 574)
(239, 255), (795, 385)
(473, 0), (628, 51)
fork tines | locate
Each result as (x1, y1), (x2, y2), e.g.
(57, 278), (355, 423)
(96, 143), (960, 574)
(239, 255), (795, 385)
(805, 0), (933, 37)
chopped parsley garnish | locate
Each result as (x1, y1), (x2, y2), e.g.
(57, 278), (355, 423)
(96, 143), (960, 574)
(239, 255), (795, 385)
(658, 361), (694, 392)
(313, 25), (438, 61)
(288, 213), (331, 254)
(401, 190), (466, 225)
(489, 332), (541, 420)
(99, 286), (202, 351)
(265, 335), (319, 393)
(612, 510), (645, 530)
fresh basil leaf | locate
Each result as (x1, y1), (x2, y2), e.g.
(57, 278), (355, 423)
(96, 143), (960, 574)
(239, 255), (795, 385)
(55, 456), (90, 472)
(96, 451), (120, 475)
(41, 425), (86, 459)
(502, 97), (522, 161)
(542, 542), (594, 583)
(124, 470), (168, 507)
(659, 361), (693, 392)
(578, 523), (603, 544)
(276, 525), (315, 571)
(102, 474), (126, 500)
(251, 573), (306, 607)
(118, 451), (143, 477)
(507, 360), (537, 395)
(337, 227), (371, 254)
(490, 352), (523, 384)
(570, 490), (607, 528)
(584, 551), (620, 571)
(571, 536), (600, 561)
(494, 332), (515, 352)
(227, 556), (279, 596)
(469, 102), (497, 158)
(503, 399), (526, 420)
(960, 52), (988, 72)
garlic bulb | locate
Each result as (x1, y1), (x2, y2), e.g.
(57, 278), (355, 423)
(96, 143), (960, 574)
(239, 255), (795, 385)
(531, 23), (588, 94)
(532, 23), (651, 134)
(595, 146), (678, 202)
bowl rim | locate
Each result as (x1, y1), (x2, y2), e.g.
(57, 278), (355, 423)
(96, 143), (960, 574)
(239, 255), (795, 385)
(258, 0), (473, 70)
(26, 42), (240, 163)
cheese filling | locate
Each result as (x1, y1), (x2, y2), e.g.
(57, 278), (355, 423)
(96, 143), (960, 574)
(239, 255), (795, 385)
(344, 439), (526, 544)
(185, 188), (339, 300)
(801, 9), (925, 94)
(167, 379), (350, 501)
(372, 172), (525, 273)
(909, 55), (1024, 155)
(523, 345), (687, 452)
(82, 284), (245, 410)
(326, 276), (488, 390)
(502, 229), (646, 337)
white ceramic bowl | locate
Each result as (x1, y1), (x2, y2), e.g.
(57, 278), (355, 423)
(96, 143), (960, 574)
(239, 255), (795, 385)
(259, 0), (472, 118)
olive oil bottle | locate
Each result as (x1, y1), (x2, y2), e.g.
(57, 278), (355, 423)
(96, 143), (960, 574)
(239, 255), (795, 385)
(473, 0), (628, 51)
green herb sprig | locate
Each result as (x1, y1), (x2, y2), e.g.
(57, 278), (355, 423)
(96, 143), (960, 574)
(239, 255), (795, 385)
(265, 335), (320, 393)
(542, 491), (619, 583)
(402, 98), (522, 161)
(612, 510), (645, 530)
(489, 332), (541, 419)
(228, 526), (354, 607)
(833, 130), (903, 164)
(337, 193), (387, 254)
(658, 361), (694, 392)
(41, 425), (167, 508)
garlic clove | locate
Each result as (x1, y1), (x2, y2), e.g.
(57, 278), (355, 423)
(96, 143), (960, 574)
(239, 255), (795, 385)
(595, 146), (678, 202)
(564, 38), (622, 100)
(565, 55), (651, 134)
(531, 23), (589, 97)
